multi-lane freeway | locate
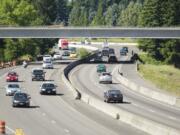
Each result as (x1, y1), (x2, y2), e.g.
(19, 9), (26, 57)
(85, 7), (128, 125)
(0, 64), (147, 135)
(69, 45), (180, 131)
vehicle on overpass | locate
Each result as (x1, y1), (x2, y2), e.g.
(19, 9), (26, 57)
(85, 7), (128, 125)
(42, 61), (54, 69)
(120, 48), (127, 56)
(101, 47), (109, 57)
(6, 72), (18, 82)
(31, 68), (45, 81)
(62, 50), (70, 57)
(5, 83), (21, 96)
(104, 90), (123, 103)
(58, 39), (69, 50)
(96, 64), (106, 73)
(109, 48), (115, 55)
(40, 82), (57, 95)
(99, 72), (112, 84)
(12, 92), (31, 107)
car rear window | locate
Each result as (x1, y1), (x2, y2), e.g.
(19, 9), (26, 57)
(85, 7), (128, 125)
(42, 83), (55, 88)
(8, 84), (19, 88)
(109, 90), (121, 95)
(33, 70), (43, 74)
(14, 93), (27, 100)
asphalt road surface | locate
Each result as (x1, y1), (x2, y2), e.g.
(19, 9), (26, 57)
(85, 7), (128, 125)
(0, 65), (147, 135)
(69, 46), (180, 131)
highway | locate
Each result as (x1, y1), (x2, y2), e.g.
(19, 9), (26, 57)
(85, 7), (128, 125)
(69, 45), (180, 131)
(0, 65), (147, 135)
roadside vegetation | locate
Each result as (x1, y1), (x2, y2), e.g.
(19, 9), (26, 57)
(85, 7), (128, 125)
(139, 64), (180, 96)
(77, 48), (90, 59)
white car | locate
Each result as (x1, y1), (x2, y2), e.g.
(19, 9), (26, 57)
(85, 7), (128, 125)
(42, 61), (53, 69)
(5, 83), (21, 96)
(53, 53), (62, 60)
(99, 72), (112, 84)
(43, 55), (52, 62)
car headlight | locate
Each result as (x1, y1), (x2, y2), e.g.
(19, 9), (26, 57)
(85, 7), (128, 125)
(14, 100), (19, 103)
(53, 89), (56, 91)
(41, 89), (46, 91)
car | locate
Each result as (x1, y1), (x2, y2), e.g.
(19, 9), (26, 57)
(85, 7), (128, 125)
(99, 72), (112, 84)
(6, 72), (18, 82)
(120, 48), (127, 55)
(69, 47), (76, 53)
(101, 47), (109, 57)
(62, 51), (70, 57)
(122, 46), (128, 53)
(32, 68), (45, 81)
(43, 55), (52, 62)
(53, 53), (62, 60)
(42, 61), (53, 69)
(5, 83), (21, 96)
(97, 64), (106, 73)
(109, 48), (115, 54)
(12, 92), (31, 107)
(108, 54), (117, 63)
(40, 82), (56, 95)
(69, 52), (77, 58)
(104, 90), (123, 103)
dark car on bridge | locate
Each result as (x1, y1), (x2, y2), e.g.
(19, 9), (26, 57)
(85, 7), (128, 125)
(101, 47), (109, 57)
(120, 48), (127, 56)
(104, 90), (123, 103)
(109, 48), (115, 55)
(6, 72), (18, 82)
(12, 92), (31, 107)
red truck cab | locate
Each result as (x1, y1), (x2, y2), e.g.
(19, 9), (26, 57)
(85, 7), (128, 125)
(58, 39), (69, 50)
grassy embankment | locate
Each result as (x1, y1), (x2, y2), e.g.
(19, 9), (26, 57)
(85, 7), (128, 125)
(139, 53), (180, 96)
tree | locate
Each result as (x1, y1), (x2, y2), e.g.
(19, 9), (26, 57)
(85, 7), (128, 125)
(105, 3), (119, 26)
(0, 0), (42, 26)
(118, 1), (142, 26)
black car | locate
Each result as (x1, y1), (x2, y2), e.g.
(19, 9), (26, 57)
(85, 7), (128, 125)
(108, 54), (117, 63)
(104, 90), (123, 103)
(12, 92), (31, 107)
(40, 82), (56, 95)
(32, 68), (45, 81)
(109, 48), (115, 54)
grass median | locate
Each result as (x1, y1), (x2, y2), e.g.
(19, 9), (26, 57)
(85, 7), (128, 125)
(139, 64), (180, 96)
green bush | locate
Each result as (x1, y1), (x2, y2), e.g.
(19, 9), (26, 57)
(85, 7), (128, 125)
(77, 48), (90, 59)
(139, 53), (164, 65)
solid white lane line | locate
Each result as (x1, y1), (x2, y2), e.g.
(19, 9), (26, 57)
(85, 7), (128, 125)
(168, 116), (177, 120)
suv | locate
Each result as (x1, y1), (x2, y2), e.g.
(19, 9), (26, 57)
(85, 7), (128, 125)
(104, 90), (123, 103)
(40, 82), (56, 95)
(99, 72), (112, 84)
(32, 68), (45, 81)
(12, 92), (31, 107)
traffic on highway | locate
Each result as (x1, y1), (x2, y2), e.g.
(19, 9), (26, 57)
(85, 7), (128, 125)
(0, 41), (180, 135)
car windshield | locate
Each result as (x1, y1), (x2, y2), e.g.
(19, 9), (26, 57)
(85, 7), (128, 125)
(8, 84), (19, 88)
(42, 83), (55, 88)
(14, 93), (28, 100)
(33, 70), (43, 74)
(8, 72), (17, 76)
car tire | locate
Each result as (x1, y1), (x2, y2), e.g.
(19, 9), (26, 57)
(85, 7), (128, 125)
(12, 104), (15, 107)
(32, 79), (34, 81)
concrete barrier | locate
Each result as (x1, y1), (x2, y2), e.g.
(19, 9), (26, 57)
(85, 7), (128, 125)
(116, 69), (178, 106)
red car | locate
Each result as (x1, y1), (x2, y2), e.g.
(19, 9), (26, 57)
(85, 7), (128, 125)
(6, 72), (18, 82)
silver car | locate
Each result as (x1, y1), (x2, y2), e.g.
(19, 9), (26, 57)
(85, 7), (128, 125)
(42, 61), (53, 69)
(5, 83), (21, 96)
(99, 72), (112, 84)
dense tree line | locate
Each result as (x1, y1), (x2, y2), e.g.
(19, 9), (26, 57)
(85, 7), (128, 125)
(0, 0), (179, 67)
